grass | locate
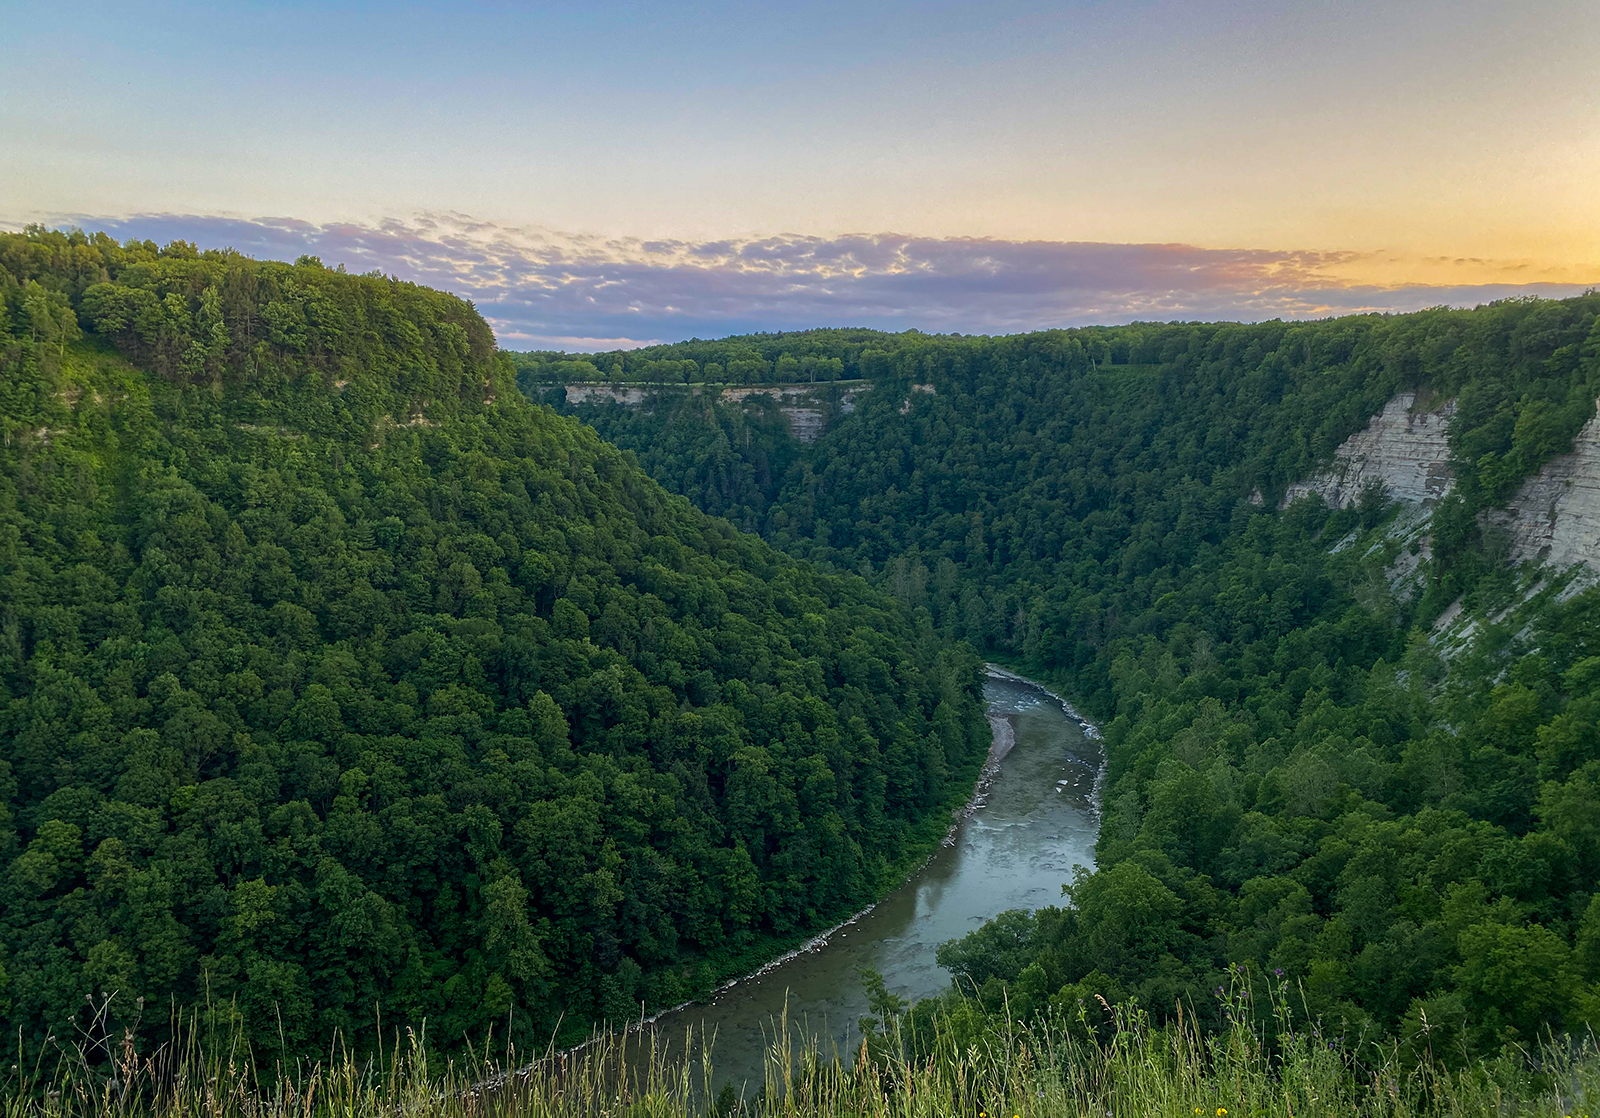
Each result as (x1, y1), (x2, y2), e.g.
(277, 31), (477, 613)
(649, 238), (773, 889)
(6, 981), (1599, 1118)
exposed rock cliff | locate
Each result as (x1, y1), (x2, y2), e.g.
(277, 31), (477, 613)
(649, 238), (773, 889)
(1281, 391), (1600, 637)
(718, 383), (870, 443)
(565, 384), (653, 405)
(562, 381), (870, 443)
(1283, 392), (1457, 509)
(1482, 400), (1600, 573)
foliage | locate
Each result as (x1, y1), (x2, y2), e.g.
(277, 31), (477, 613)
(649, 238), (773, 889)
(537, 390), (809, 535)
(8, 978), (1600, 1118)
(0, 227), (991, 1063)
(510, 329), (882, 389)
(547, 297), (1600, 1059)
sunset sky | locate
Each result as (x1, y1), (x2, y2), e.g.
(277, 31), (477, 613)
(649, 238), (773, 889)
(3, 0), (1596, 348)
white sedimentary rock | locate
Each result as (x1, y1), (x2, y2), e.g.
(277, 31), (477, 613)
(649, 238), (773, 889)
(565, 384), (653, 405)
(718, 383), (871, 444)
(1282, 390), (1600, 579)
(1282, 393), (1457, 509)
(1482, 401), (1600, 573)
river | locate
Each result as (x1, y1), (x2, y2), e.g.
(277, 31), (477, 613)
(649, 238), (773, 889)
(638, 670), (1102, 1095)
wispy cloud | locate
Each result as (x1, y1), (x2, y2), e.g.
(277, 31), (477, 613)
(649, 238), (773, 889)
(36, 212), (1600, 351)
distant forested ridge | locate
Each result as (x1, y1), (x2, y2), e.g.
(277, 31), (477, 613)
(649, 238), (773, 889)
(509, 329), (889, 388)
(0, 228), (991, 1061)
(544, 298), (1600, 1058)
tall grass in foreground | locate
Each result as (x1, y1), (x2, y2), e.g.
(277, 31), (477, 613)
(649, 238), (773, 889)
(7, 988), (1597, 1118)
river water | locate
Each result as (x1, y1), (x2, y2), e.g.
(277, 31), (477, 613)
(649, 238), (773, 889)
(640, 671), (1102, 1094)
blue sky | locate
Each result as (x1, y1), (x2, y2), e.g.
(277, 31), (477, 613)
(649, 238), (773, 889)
(4, 0), (1596, 347)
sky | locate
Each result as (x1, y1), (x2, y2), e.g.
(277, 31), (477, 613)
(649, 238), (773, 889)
(3, 0), (1596, 349)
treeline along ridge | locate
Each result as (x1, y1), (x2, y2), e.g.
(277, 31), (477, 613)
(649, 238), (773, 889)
(8, 220), (1600, 1070)
(550, 298), (1600, 1060)
(0, 228), (991, 1060)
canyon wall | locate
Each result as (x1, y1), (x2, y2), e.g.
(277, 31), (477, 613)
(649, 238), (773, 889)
(1284, 391), (1600, 576)
(1483, 402), (1600, 572)
(718, 382), (871, 443)
(562, 381), (870, 443)
(565, 384), (654, 406)
(1282, 392), (1457, 509)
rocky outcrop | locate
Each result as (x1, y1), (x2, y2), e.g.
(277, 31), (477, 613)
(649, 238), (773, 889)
(1482, 401), (1600, 573)
(1277, 392), (1600, 654)
(565, 384), (654, 405)
(717, 383), (871, 443)
(1283, 392), (1457, 509)
(562, 381), (871, 443)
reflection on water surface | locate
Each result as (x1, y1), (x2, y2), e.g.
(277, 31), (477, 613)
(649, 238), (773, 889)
(641, 672), (1101, 1093)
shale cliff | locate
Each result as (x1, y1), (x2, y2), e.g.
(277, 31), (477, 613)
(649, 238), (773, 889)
(1287, 391), (1600, 577)
(562, 381), (869, 443)
(1483, 403), (1600, 571)
(1282, 391), (1457, 509)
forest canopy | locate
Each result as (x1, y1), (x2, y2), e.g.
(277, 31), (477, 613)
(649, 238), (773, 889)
(9, 219), (1600, 1072)
(0, 227), (991, 1061)
(546, 296), (1600, 1059)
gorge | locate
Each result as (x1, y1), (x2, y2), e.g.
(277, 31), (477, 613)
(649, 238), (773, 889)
(642, 669), (1101, 1094)
(5, 229), (1600, 1090)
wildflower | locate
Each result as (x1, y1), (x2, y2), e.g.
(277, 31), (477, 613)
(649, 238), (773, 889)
(1218, 1110), (1228, 1116)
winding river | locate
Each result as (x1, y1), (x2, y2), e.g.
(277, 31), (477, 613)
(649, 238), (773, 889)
(640, 670), (1102, 1094)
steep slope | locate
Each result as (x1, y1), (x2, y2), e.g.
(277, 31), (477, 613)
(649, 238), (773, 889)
(1277, 388), (1600, 579)
(0, 229), (990, 1060)
(540, 299), (1600, 1057)
(1486, 401), (1600, 573)
(1281, 391), (1458, 509)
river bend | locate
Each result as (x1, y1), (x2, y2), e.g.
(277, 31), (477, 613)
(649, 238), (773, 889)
(641, 671), (1101, 1092)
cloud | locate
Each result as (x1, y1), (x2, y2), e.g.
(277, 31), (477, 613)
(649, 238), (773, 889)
(32, 212), (1600, 351)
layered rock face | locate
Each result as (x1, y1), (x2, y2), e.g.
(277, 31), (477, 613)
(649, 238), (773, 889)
(718, 383), (869, 443)
(565, 384), (654, 405)
(562, 381), (870, 443)
(1484, 401), (1600, 572)
(1283, 392), (1457, 509)
(1283, 390), (1600, 577)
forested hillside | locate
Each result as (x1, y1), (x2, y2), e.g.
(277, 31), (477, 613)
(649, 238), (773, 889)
(0, 228), (991, 1063)
(510, 329), (882, 388)
(546, 298), (1600, 1058)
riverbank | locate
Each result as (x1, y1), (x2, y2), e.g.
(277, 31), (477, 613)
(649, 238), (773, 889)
(610, 672), (1102, 1093)
(476, 670), (1103, 1098)
(984, 662), (1107, 816)
(984, 663), (1104, 741)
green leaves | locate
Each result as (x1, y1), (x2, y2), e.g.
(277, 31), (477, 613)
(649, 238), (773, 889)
(555, 298), (1600, 1060)
(0, 227), (986, 1062)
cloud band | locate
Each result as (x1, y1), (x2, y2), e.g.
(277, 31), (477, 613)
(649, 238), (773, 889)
(28, 213), (1599, 351)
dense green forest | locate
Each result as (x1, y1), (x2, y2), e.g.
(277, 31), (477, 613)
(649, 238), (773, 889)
(0, 228), (992, 1063)
(509, 329), (887, 388)
(545, 297), (1600, 1059)
(8, 217), (1600, 1083)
